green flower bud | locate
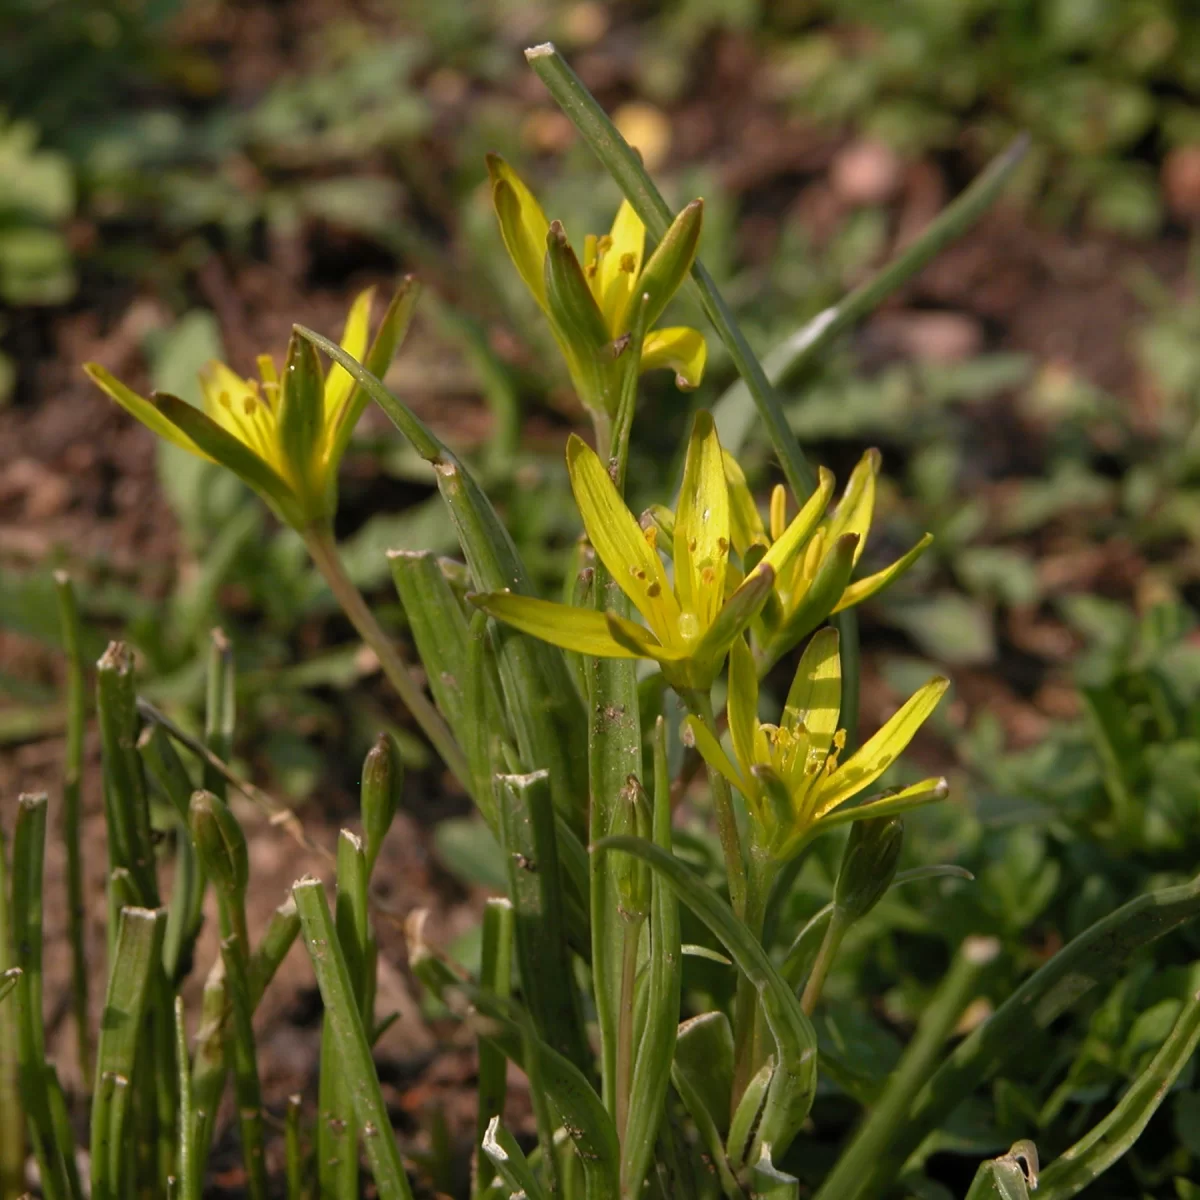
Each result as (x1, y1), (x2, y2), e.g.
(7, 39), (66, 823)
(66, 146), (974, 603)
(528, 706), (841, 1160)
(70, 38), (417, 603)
(637, 198), (702, 328)
(189, 789), (249, 901)
(361, 732), (402, 874)
(611, 774), (652, 924)
(833, 817), (904, 921)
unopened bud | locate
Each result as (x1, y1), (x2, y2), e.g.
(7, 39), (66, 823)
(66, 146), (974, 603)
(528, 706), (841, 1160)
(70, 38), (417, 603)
(361, 733), (402, 874)
(189, 789), (249, 900)
(833, 817), (903, 921)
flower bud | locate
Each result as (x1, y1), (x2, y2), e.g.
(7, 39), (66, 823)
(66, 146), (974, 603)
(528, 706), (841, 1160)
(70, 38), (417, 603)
(189, 789), (249, 901)
(638, 198), (702, 329)
(361, 732), (402, 874)
(833, 816), (903, 921)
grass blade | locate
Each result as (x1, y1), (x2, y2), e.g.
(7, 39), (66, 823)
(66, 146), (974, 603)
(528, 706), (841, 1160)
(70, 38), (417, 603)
(1037, 986), (1200, 1197)
(12, 794), (75, 1200)
(814, 936), (1001, 1200)
(204, 629), (235, 802)
(495, 771), (589, 1072)
(90, 906), (166, 1200)
(822, 866), (1200, 1199)
(54, 570), (90, 1082)
(709, 135), (1030, 458)
(294, 325), (588, 839)
(482, 1116), (549, 1200)
(621, 718), (681, 1199)
(594, 834), (818, 1164)
(294, 877), (415, 1200)
(474, 898), (514, 1200)
(0, 823), (23, 1199)
(409, 920), (619, 1200)
(286, 1093), (305, 1200)
(175, 995), (197, 1200)
(318, 831), (370, 1200)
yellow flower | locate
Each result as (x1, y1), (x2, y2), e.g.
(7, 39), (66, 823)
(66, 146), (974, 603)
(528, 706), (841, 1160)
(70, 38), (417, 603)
(725, 449), (933, 666)
(471, 412), (832, 692)
(84, 281), (418, 530)
(487, 154), (707, 415)
(687, 631), (949, 859)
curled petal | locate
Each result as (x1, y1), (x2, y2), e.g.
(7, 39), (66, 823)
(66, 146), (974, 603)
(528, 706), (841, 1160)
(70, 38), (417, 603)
(640, 326), (707, 390)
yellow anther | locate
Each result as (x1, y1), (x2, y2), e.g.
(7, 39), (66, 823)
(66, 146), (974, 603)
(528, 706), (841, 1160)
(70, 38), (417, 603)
(619, 252), (636, 274)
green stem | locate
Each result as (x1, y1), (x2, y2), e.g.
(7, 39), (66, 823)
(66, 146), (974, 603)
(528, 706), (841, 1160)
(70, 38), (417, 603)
(303, 523), (470, 789)
(683, 691), (746, 919)
(53, 571), (91, 1083)
(799, 906), (853, 1016)
(614, 917), (643, 1145)
(731, 855), (774, 1113)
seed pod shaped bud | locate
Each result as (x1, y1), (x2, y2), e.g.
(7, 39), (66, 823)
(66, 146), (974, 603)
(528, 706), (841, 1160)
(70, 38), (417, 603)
(833, 816), (903, 921)
(545, 221), (611, 360)
(361, 732), (402, 875)
(189, 789), (249, 901)
(638, 198), (703, 329)
(611, 774), (653, 924)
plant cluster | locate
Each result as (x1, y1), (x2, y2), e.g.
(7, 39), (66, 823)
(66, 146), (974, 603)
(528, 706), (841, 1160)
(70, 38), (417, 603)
(5, 44), (1200, 1200)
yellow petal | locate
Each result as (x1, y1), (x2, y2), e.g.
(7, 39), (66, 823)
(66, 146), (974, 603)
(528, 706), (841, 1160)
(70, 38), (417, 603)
(783, 628), (841, 762)
(726, 637), (760, 780)
(594, 199), (644, 333)
(639, 326), (707, 390)
(488, 155), (551, 309)
(324, 287), (374, 427)
(84, 364), (207, 458)
(723, 451), (767, 554)
(566, 434), (681, 640)
(817, 777), (949, 830)
(471, 591), (639, 658)
(756, 467), (834, 580)
(674, 411), (730, 636)
(831, 533), (934, 613)
(825, 449), (880, 568)
(811, 677), (950, 819)
(685, 715), (754, 800)
(604, 609), (689, 662)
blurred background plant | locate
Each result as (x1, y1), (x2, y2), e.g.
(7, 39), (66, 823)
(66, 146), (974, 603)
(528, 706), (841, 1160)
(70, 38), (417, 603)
(5, 1), (1200, 1195)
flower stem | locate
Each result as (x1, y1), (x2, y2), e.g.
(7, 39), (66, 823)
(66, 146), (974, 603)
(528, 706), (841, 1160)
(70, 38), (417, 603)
(683, 690), (747, 920)
(303, 524), (471, 790)
(800, 905), (853, 1016)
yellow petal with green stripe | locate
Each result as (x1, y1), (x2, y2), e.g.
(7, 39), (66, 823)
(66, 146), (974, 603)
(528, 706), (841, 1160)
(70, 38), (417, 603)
(757, 467), (833, 580)
(324, 286), (374, 427)
(83, 364), (206, 457)
(783, 628), (841, 763)
(811, 676), (949, 819)
(816, 777), (949, 830)
(674, 411), (729, 633)
(831, 533), (934, 613)
(488, 155), (551, 309)
(726, 636), (760, 782)
(471, 591), (639, 658)
(825, 449), (880, 568)
(566, 434), (680, 639)
(685, 715), (754, 800)
(723, 451), (767, 554)
(594, 199), (644, 333)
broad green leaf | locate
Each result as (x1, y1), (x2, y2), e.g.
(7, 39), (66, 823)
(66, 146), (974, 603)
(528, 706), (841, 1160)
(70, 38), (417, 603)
(481, 1117), (548, 1200)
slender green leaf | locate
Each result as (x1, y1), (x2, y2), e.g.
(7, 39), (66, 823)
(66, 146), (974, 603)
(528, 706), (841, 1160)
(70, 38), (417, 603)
(495, 771), (589, 1072)
(293, 878), (415, 1200)
(595, 835), (818, 1163)
(90, 906), (166, 1200)
(297, 326), (588, 838)
(474, 899), (514, 1200)
(482, 1116), (549, 1200)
